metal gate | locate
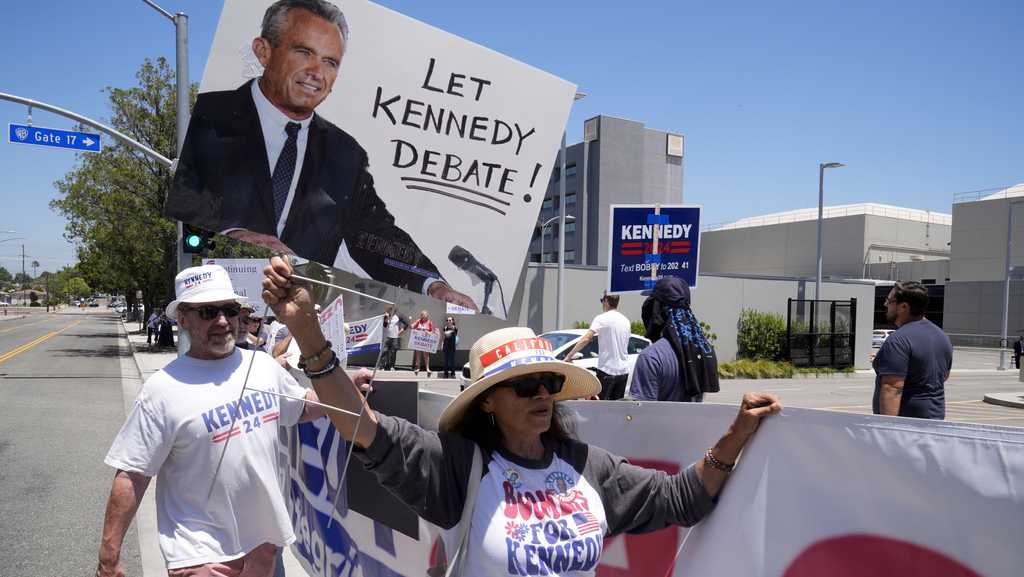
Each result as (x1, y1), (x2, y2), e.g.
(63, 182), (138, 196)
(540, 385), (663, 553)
(785, 298), (857, 368)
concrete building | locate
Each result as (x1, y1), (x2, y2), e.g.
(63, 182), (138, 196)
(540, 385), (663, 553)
(700, 203), (952, 281)
(943, 183), (1024, 346)
(530, 115), (685, 266)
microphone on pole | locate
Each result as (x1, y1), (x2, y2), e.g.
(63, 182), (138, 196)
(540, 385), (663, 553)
(448, 245), (502, 315)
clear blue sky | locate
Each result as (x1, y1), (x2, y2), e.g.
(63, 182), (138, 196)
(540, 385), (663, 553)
(2, 0), (1021, 273)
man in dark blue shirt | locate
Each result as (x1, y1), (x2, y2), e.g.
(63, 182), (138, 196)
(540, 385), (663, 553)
(872, 281), (952, 419)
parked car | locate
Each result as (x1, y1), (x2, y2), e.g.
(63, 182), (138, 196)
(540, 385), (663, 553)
(459, 329), (652, 389)
(872, 329), (895, 348)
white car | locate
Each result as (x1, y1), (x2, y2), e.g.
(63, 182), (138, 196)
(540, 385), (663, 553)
(872, 329), (894, 348)
(459, 329), (652, 389)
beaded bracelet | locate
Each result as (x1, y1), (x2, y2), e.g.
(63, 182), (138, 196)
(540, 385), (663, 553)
(303, 351), (340, 379)
(704, 448), (735, 473)
(300, 340), (333, 366)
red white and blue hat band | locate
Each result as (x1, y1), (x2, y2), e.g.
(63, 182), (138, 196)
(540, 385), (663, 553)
(478, 337), (555, 379)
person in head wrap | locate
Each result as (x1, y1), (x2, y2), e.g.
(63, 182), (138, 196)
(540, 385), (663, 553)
(630, 276), (719, 402)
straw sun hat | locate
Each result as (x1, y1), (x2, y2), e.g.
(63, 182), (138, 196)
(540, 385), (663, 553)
(438, 327), (600, 432)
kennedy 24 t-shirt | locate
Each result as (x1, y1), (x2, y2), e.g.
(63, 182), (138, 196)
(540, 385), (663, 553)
(105, 348), (306, 569)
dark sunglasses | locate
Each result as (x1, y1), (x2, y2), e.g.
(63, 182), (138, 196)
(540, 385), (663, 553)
(497, 372), (566, 398)
(186, 303), (241, 320)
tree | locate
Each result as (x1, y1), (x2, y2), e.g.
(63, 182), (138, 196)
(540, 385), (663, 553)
(14, 272), (32, 287)
(0, 266), (11, 285)
(51, 58), (271, 317)
(51, 58), (192, 317)
(31, 260), (39, 279)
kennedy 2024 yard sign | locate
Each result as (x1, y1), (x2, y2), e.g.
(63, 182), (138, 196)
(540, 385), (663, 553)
(607, 204), (701, 293)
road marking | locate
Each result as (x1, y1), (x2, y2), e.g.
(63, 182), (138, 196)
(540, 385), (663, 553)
(0, 320), (81, 365)
(0, 317), (50, 334)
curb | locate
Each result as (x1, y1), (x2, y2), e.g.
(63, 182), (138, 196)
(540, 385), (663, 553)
(983, 392), (1024, 409)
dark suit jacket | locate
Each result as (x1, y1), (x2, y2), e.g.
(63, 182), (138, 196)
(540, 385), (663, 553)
(166, 80), (440, 293)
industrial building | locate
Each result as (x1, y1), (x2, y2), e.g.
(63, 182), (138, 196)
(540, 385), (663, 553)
(700, 203), (952, 280)
(943, 183), (1024, 346)
(529, 115), (685, 266)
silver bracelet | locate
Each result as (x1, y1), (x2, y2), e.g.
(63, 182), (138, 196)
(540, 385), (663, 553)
(704, 448), (735, 473)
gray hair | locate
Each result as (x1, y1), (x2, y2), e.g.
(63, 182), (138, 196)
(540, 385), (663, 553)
(261, 0), (349, 45)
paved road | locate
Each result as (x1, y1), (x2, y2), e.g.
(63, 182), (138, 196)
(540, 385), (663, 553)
(0, 312), (142, 576)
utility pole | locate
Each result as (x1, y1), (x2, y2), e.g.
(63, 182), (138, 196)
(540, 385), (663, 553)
(21, 244), (25, 285)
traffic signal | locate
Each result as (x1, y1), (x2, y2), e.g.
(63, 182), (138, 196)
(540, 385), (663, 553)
(182, 225), (213, 254)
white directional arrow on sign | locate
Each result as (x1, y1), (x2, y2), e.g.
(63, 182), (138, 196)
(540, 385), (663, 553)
(82, 137), (95, 147)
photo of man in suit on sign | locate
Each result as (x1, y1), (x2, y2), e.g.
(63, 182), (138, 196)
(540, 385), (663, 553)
(166, 0), (477, 310)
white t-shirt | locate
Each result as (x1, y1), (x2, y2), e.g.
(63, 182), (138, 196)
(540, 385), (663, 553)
(589, 310), (631, 376)
(385, 314), (401, 339)
(105, 348), (307, 569)
(459, 451), (608, 576)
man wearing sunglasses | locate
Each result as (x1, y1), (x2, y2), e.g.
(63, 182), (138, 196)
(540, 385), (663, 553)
(96, 264), (329, 577)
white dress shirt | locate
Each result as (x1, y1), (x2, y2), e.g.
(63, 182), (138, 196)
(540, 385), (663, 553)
(251, 80), (311, 238)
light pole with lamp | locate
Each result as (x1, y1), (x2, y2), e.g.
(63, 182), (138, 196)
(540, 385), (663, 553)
(539, 215), (575, 264)
(556, 92), (587, 330)
(815, 162), (845, 299)
(998, 200), (1024, 370)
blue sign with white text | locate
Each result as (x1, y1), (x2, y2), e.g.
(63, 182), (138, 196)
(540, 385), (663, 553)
(607, 204), (701, 293)
(8, 123), (101, 152)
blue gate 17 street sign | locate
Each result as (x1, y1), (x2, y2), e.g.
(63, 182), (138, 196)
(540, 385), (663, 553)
(8, 123), (101, 152)
(607, 204), (701, 293)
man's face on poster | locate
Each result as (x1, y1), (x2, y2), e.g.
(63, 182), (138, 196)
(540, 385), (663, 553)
(253, 8), (344, 120)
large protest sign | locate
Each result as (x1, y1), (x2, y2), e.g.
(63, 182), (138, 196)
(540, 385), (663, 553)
(201, 258), (269, 315)
(318, 294), (348, 365)
(408, 328), (440, 353)
(165, 0), (576, 320)
(344, 315), (383, 354)
(281, 398), (1024, 577)
(607, 205), (701, 293)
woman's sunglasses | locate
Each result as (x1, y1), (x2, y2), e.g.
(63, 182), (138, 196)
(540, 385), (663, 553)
(497, 372), (566, 398)
(186, 303), (242, 320)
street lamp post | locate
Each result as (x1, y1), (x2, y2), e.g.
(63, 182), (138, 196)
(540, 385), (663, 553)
(556, 92), (587, 330)
(142, 0), (191, 356)
(816, 162), (845, 299)
(142, 1), (191, 274)
(998, 200), (1023, 370)
(539, 215), (575, 265)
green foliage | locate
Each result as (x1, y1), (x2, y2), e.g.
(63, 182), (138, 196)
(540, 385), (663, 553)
(14, 272), (32, 287)
(700, 320), (717, 343)
(29, 291), (39, 303)
(630, 320), (645, 336)
(50, 57), (196, 314)
(0, 266), (10, 285)
(204, 233), (275, 261)
(573, 321), (590, 329)
(718, 358), (854, 379)
(736, 309), (786, 360)
(718, 359), (794, 379)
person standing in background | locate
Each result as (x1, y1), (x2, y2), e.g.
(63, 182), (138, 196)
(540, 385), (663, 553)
(411, 310), (435, 378)
(441, 316), (459, 379)
(565, 293), (631, 400)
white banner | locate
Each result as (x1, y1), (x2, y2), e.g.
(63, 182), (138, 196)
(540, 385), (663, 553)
(318, 294), (348, 364)
(345, 315), (383, 355)
(408, 328), (439, 353)
(282, 400), (1024, 577)
(201, 258), (268, 316)
(446, 301), (476, 316)
(169, 0), (577, 319)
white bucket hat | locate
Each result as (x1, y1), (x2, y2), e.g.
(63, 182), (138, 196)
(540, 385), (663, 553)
(166, 265), (245, 319)
(438, 327), (600, 433)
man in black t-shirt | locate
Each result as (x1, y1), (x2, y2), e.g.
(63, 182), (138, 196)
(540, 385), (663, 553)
(872, 281), (952, 419)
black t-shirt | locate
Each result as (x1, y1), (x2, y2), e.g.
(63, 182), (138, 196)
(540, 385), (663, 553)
(872, 318), (952, 419)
